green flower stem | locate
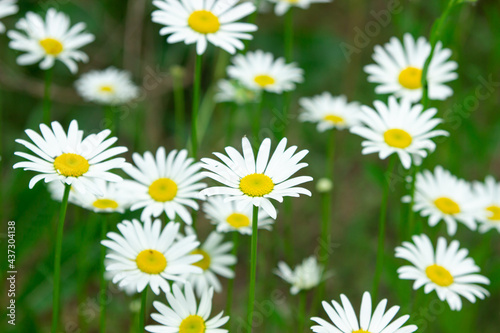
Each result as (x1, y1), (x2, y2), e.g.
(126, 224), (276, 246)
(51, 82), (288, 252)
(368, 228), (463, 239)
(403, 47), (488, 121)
(139, 288), (148, 333)
(421, 0), (459, 108)
(99, 215), (109, 333)
(225, 104), (236, 146)
(171, 66), (186, 148)
(43, 67), (54, 125)
(372, 155), (397, 301)
(297, 291), (307, 333)
(104, 105), (116, 136)
(284, 8), (294, 62)
(191, 53), (203, 158)
(51, 183), (71, 333)
(406, 164), (420, 238)
(246, 205), (259, 332)
(252, 94), (265, 142)
(225, 232), (239, 328)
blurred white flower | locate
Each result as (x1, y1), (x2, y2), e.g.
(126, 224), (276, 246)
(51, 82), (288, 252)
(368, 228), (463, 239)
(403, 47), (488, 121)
(269, 0), (331, 16)
(275, 256), (329, 295)
(215, 79), (261, 105)
(0, 0), (18, 33)
(472, 176), (500, 233)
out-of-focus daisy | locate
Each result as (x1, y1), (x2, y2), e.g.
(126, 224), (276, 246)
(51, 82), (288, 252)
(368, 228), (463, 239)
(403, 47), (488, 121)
(473, 176), (500, 233)
(269, 0), (331, 16)
(275, 256), (328, 295)
(146, 282), (229, 333)
(75, 67), (140, 105)
(215, 79), (261, 105)
(13, 120), (127, 195)
(203, 195), (274, 234)
(350, 96), (448, 169)
(364, 33), (458, 102)
(227, 50), (304, 94)
(102, 219), (202, 295)
(152, 0), (257, 55)
(184, 228), (237, 297)
(7, 8), (95, 73)
(0, 0), (18, 33)
(403, 166), (479, 236)
(299, 93), (361, 132)
(395, 234), (490, 311)
(123, 147), (206, 224)
(311, 291), (417, 333)
(200, 137), (312, 219)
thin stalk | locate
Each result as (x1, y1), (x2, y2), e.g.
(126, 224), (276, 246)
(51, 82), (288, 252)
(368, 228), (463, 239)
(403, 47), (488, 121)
(225, 104), (236, 146)
(297, 291), (307, 333)
(99, 215), (108, 333)
(284, 8), (294, 62)
(104, 105), (116, 136)
(406, 164), (420, 238)
(252, 94), (265, 142)
(191, 54), (203, 158)
(372, 155), (397, 301)
(225, 232), (239, 327)
(51, 184), (71, 333)
(246, 205), (259, 332)
(172, 66), (186, 148)
(43, 67), (54, 125)
(139, 289), (148, 333)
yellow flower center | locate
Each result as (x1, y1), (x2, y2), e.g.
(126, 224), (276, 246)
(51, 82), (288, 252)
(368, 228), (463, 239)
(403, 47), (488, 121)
(287, 0), (300, 3)
(352, 330), (371, 333)
(92, 198), (119, 210)
(39, 38), (64, 56)
(398, 66), (422, 90)
(425, 264), (454, 287)
(148, 178), (178, 202)
(188, 10), (220, 34)
(323, 114), (345, 125)
(226, 213), (251, 228)
(53, 153), (90, 177)
(191, 249), (211, 271)
(383, 129), (412, 149)
(254, 74), (275, 88)
(434, 197), (460, 215)
(100, 85), (115, 93)
(179, 315), (206, 333)
(136, 249), (167, 274)
(239, 173), (275, 197)
(484, 205), (500, 221)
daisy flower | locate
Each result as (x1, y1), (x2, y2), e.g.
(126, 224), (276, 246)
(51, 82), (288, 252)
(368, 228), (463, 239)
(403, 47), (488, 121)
(0, 0), (18, 33)
(274, 256), (328, 295)
(13, 120), (127, 195)
(299, 93), (361, 132)
(215, 79), (261, 105)
(200, 137), (313, 219)
(122, 147), (206, 224)
(151, 0), (257, 55)
(7, 8), (95, 73)
(403, 166), (480, 236)
(146, 282), (229, 333)
(227, 50), (304, 94)
(350, 96), (448, 169)
(75, 67), (140, 105)
(395, 234), (490, 311)
(269, 0), (331, 16)
(473, 176), (500, 233)
(364, 33), (458, 102)
(311, 291), (417, 333)
(203, 195), (274, 234)
(184, 228), (237, 297)
(101, 219), (202, 295)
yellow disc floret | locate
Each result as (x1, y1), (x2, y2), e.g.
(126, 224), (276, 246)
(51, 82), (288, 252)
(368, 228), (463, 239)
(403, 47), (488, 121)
(383, 129), (413, 149)
(425, 264), (454, 287)
(191, 249), (211, 271)
(136, 249), (167, 274)
(54, 153), (90, 177)
(323, 114), (345, 125)
(486, 205), (500, 221)
(398, 66), (423, 90)
(179, 315), (206, 333)
(239, 173), (274, 197)
(92, 198), (119, 210)
(100, 85), (115, 93)
(226, 213), (251, 228)
(254, 74), (275, 88)
(149, 178), (178, 202)
(188, 10), (220, 34)
(434, 197), (460, 215)
(40, 38), (64, 56)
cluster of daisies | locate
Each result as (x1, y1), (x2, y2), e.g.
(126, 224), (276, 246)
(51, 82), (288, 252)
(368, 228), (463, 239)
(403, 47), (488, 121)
(4, 0), (497, 331)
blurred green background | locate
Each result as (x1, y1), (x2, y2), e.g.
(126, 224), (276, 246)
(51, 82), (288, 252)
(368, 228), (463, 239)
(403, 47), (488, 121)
(1, 0), (499, 332)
